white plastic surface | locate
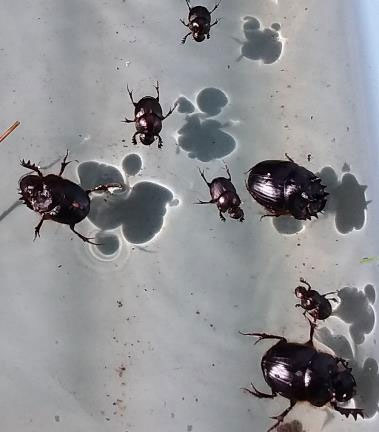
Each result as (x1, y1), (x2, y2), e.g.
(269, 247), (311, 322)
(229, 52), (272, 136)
(0, 1), (378, 431)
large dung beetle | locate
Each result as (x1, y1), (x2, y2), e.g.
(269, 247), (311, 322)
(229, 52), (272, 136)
(246, 154), (328, 220)
(240, 321), (364, 432)
(122, 81), (177, 148)
(196, 164), (244, 222)
(19, 152), (122, 244)
(295, 277), (338, 322)
(180, 0), (221, 44)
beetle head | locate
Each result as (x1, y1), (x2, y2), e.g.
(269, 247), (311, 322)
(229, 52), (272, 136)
(228, 206), (244, 222)
(288, 177), (328, 220)
(19, 174), (54, 213)
(295, 285), (308, 300)
(194, 32), (206, 42)
(333, 369), (356, 402)
(140, 133), (155, 146)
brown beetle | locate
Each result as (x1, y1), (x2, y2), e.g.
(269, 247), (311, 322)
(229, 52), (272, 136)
(19, 152), (122, 244)
(197, 164), (244, 222)
(122, 82), (177, 148)
(180, 0), (221, 44)
(295, 277), (338, 322)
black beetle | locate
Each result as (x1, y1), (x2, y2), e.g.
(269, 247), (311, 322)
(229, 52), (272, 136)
(246, 154), (328, 220)
(122, 81), (177, 149)
(180, 0), (221, 44)
(240, 321), (364, 432)
(19, 152), (122, 244)
(295, 277), (338, 322)
(196, 164), (244, 222)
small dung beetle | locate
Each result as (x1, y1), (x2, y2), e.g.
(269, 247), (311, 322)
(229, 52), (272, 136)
(295, 277), (338, 322)
(240, 322), (364, 432)
(196, 164), (244, 222)
(246, 154), (328, 220)
(122, 81), (177, 148)
(180, 0), (221, 44)
(19, 152), (122, 244)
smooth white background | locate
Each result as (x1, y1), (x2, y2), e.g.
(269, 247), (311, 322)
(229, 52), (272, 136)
(0, 1), (378, 431)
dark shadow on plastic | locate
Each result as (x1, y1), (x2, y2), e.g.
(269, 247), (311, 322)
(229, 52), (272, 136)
(334, 285), (375, 345)
(176, 88), (236, 162)
(317, 327), (379, 419)
(273, 215), (303, 235)
(95, 232), (120, 255)
(176, 96), (195, 114)
(318, 167), (368, 234)
(78, 161), (125, 191)
(122, 153), (142, 176)
(277, 420), (305, 432)
(235, 17), (283, 64)
(0, 200), (22, 222)
(78, 155), (175, 245)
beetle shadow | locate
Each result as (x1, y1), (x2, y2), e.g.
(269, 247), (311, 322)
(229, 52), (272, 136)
(333, 285), (376, 345)
(317, 327), (379, 419)
(78, 154), (177, 247)
(272, 215), (303, 235)
(277, 420), (305, 432)
(234, 17), (283, 64)
(176, 88), (236, 162)
(319, 166), (369, 234)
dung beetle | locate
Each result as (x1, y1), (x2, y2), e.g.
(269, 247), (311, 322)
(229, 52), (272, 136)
(240, 321), (364, 432)
(122, 81), (177, 149)
(196, 164), (244, 222)
(19, 152), (122, 244)
(180, 0), (221, 44)
(295, 277), (338, 322)
(246, 154), (328, 220)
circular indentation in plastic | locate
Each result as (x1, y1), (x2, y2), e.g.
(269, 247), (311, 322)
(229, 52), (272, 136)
(122, 153), (142, 176)
(196, 88), (228, 116)
(95, 232), (120, 256)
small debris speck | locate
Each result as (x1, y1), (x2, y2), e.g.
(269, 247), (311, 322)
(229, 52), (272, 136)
(54, 416), (60, 422)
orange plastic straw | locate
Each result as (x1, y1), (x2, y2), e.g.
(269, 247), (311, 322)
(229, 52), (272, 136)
(0, 121), (20, 143)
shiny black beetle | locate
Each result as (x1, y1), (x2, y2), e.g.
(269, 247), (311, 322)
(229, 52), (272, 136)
(197, 165), (244, 222)
(240, 322), (364, 432)
(122, 82), (177, 148)
(180, 0), (221, 44)
(295, 277), (338, 322)
(246, 154), (328, 220)
(19, 152), (122, 244)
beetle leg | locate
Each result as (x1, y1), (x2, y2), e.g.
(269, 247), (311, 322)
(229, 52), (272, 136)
(299, 277), (312, 291)
(162, 102), (178, 120)
(181, 32), (192, 44)
(260, 213), (277, 221)
(223, 162), (231, 180)
(180, 18), (189, 27)
(219, 210), (226, 222)
(335, 357), (352, 370)
(20, 159), (43, 177)
(239, 331), (287, 345)
(268, 400), (296, 432)
(330, 402), (364, 420)
(210, 19), (220, 28)
(33, 216), (46, 241)
(306, 318), (316, 346)
(69, 224), (101, 245)
(209, 0), (221, 14)
(195, 199), (217, 205)
(198, 168), (211, 186)
(86, 183), (123, 195)
(242, 383), (276, 399)
(284, 152), (295, 163)
(157, 135), (163, 149)
(153, 81), (160, 101)
(126, 84), (136, 106)
(132, 132), (140, 145)
(185, 0), (191, 10)
(58, 150), (72, 177)
(122, 117), (135, 123)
